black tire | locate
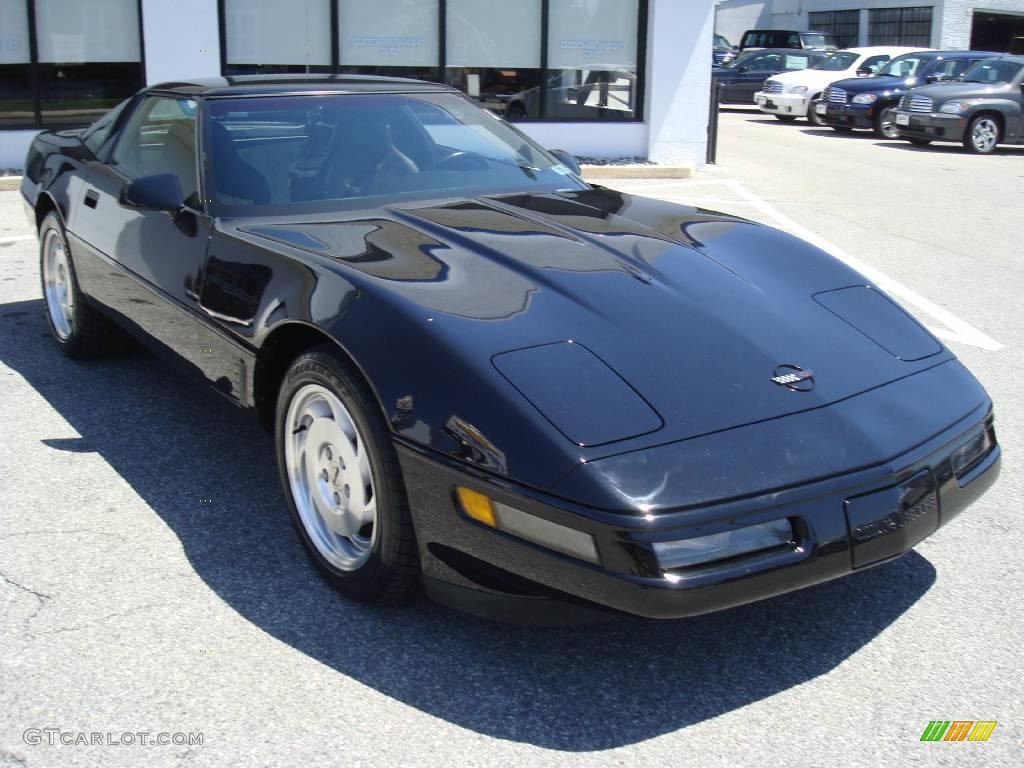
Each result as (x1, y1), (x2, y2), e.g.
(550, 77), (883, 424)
(38, 211), (126, 358)
(963, 114), (1001, 155)
(275, 345), (419, 603)
(874, 108), (900, 139)
(806, 98), (827, 126)
(773, 115), (798, 123)
(908, 138), (931, 147)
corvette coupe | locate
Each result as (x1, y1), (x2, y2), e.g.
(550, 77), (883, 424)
(20, 76), (999, 620)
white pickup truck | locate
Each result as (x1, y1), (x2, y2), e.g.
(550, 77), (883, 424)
(754, 47), (930, 125)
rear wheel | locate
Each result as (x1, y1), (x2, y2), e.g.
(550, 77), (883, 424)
(275, 345), (419, 602)
(963, 115), (1000, 154)
(874, 108), (900, 139)
(773, 114), (798, 123)
(39, 211), (125, 358)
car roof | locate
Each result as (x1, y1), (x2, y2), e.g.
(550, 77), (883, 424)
(910, 49), (1003, 58)
(743, 29), (832, 35)
(841, 47), (931, 55)
(996, 54), (1024, 64)
(147, 74), (456, 98)
(737, 47), (823, 55)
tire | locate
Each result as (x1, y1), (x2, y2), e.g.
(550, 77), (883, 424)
(773, 115), (798, 123)
(963, 114), (1000, 155)
(874, 108), (900, 139)
(38, 211), (125, 358)
(275, 345), (418, 603)
(908, 138), (931, 147)
(806, 98), (827, 126)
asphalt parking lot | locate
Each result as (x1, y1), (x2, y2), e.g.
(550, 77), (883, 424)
(1, 111), (1022, 767)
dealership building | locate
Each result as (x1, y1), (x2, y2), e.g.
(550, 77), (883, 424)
(0, 0), (717, 170)
(716, 0), (1024, 51)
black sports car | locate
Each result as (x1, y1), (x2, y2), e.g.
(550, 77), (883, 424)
(20, 76), (999, 621)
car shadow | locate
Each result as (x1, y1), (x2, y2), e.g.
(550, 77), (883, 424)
(0, 297), (939, 752)
(874, 141), (1024, 156)
(798, 128), (886, 140)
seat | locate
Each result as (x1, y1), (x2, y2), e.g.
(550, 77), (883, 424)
(319, 118), (420, 198)
(210, 122), (271, 205)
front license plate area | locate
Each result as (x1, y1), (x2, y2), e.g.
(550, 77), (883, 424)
(845, 470), (939, 568)
(896, 112), (910, 126)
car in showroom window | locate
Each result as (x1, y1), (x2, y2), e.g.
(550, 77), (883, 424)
(18, 76), (1000, 621)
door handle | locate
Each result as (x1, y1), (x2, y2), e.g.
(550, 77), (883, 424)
(83, 189), (99, 209)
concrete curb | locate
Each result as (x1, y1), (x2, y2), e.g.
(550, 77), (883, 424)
(580, 165), (693, 180)
(0, 176), (22, 191)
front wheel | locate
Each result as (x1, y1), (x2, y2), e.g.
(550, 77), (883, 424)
(963, 115), (1000, 154)
(806, 99), (827, 127)
(275, 345), (419, 602)
(874, 108), (900, 139)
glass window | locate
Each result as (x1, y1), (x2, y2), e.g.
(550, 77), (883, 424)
(224, 0), (332, 74)
(860, 55), (891, 74)
(338, 0), (440, 81)
(545, 0), (640, 121)
(961, 59), (1023, 84)
(0, 0), (32, 127)
(878, 55), (929, 78)
(205, 92), (585, 215)
(812, 51), (859, 71)
(81, 98), (130, 156)
(111, 96), (199, 205)
(33, 0), (144, 126)
(868, 7), (933, 47)
(807, 10), (860, 49)
(445, 0), (542, 119)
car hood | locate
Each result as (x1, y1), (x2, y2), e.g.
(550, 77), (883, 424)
(232, 189), (950, 468)
(903, 81), (1007, 101)
(768, 68), (855, 89)
(829, 74), (918, 94)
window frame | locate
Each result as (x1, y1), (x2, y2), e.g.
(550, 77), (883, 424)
(217, 0), (649, 124)
(0, 0), (147, 129)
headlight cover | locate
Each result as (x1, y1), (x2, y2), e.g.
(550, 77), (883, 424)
(790, 85), (809, 94)
(940, 101), (969, 114)
(852, 93), (877, 104)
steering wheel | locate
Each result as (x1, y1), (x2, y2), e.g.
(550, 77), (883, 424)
(434, 151), (489, 171)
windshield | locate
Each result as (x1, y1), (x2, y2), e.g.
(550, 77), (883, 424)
(721, 50), (762, 69)
(714, 34), (731, 49)
(801, 34), (834, 48)
(877, 55), (929, 77)
(960, 59), (1023, 84)
(204, 92), (586, 215)
(812, 51), (859, 71)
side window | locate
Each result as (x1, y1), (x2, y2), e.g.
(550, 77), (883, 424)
(110, 96), (199, 206)
(749, 53), (782, 71)
(82, 100), (130, 157)
(861, 55), (890, 74)
(786, 33), (800, 48)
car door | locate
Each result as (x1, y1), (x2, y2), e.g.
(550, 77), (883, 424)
(72, 94), (211, 373)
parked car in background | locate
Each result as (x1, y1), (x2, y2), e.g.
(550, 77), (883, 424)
(818, 50), (1002, 138)
(891, 55), (1024, 153)
(713, 34), (737, 66)
(740, 29), (838, 51)
(713, 48), (829, 104)
(755, 47), (928, 126)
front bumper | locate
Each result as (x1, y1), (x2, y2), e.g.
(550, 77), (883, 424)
(754, 92), (810, 117)
(399, 369), (999, 620)
(819, 102), (876, 129)
(891, 109), (967, 142)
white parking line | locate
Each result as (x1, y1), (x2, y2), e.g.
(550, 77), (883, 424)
(0, 234), (34, 244)
(718, 180), (1002, 352)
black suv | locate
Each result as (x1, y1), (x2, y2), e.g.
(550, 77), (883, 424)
(739, 29), (838, 51)
(818, 51), (1002, 138)
(713, 48), (829, 104)
(890, 56), (1024, 153)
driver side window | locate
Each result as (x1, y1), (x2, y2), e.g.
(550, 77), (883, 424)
(110, 96), (199, 207)
(861, 56), (890, 74)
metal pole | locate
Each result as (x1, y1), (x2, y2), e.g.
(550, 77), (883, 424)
(706, 80), (720, 164)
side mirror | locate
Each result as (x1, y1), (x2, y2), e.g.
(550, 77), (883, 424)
(737, 65), (751, 74)
(856, 67), (873, 77)
(120, 173), (184, 212)
(925, 73), (945, 84)
(549, 149), (581, 176)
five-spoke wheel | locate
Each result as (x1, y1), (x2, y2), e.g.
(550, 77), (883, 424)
(964, 115), (1000, 155)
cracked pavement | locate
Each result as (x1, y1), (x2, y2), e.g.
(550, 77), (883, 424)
(1, 116), (1022, 766)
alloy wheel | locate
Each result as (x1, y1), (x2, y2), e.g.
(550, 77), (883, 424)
(42, 228), (74, 340)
